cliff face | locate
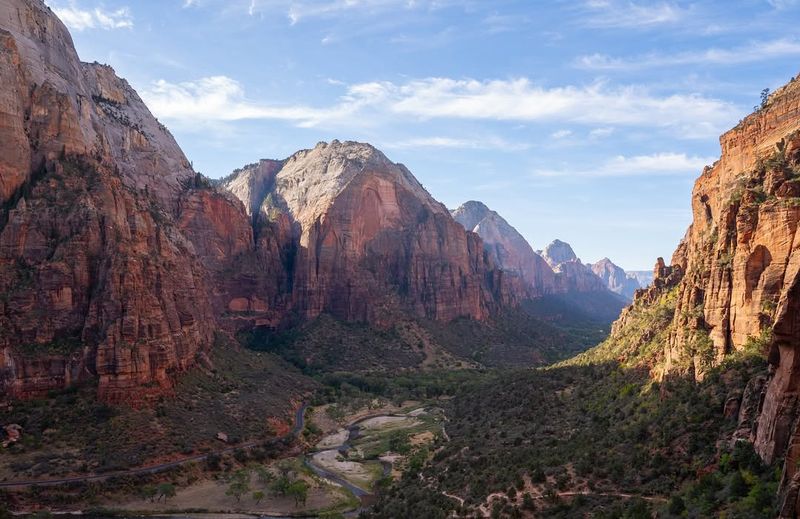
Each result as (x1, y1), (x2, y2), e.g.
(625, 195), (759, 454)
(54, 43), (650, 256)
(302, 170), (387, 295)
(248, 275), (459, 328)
(592, 258), (641, 300)
(598, 74), (800, 515)
(0, 0), (529, 404)
(0, 0), (223, 404)
(451, 201), (557, 295)
(222, 142), (521, 325)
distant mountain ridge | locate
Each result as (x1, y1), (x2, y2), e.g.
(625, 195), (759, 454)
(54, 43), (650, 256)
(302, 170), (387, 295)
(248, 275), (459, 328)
(591, 258), (641, 300)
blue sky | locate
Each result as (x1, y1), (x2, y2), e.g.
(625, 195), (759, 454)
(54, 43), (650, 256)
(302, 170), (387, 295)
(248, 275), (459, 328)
(46, 0), (800, 269)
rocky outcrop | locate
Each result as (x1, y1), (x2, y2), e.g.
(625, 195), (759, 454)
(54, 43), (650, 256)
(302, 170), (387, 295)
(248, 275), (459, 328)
(221, 142), (522, 325)
(598, 73), (800, 513)
(592, 258), (641, 300)
(451, 201), (556, 295)
(541, 239), (608, 293)
(0, 0), (530, 404)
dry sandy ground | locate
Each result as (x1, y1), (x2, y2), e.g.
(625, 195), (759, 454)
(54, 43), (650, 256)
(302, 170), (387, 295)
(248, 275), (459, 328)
(115, 473), (352, 515)
(358, 416), (421, 431)
(315, 428), (349, 449)
(311, 450), (381, 490)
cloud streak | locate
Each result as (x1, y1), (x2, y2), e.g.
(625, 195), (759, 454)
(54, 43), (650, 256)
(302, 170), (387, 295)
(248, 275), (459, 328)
(141, 75), (740, 138)
(580, 1), (687, 29)
(533, 152), (715, 178)
(576, 38), (800, 70)
(50, 2), (133, 31)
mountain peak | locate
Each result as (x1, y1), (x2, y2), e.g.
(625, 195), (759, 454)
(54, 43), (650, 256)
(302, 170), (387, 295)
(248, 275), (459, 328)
(542, 239), (578, 266)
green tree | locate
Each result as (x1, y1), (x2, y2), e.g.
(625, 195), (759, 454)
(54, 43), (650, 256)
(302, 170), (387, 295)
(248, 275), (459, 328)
(140, 484), (158, 503)
(522, 492), (535, 510)
(252, 490), (265, 505)
(667, 495), (685, 515)
(270, 475), (292, 497)
(157, 483), (176, 503)
(255, 465), (275, 486)
(728, 471), (749, 499)
(286, 480), (309, 507)
(226, 469), (251, 503)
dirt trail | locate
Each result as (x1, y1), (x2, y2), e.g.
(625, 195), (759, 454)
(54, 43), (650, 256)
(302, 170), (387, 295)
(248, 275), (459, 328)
(439, 488), (667, 517)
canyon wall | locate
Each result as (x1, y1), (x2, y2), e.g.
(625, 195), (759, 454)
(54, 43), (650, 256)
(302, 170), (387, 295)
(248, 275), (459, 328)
(0, 0), (526, 403)
(599, 73), (800, 515)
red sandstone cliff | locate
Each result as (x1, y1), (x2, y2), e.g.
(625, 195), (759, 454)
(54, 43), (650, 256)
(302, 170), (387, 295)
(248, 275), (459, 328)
(0, 1), (527, 403)
(597, 73), (800, 515)
(221, 142), (522, 325)
(0, 0), (221, 404)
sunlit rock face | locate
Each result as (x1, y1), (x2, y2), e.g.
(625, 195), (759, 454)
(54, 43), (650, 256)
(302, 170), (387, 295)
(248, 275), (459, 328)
(599, 72), (800, 514)
(591, 258), (641, 301)
(223, 141), (525, 326)
(0, 0), (217, 404)
(452, 200), (557, 296)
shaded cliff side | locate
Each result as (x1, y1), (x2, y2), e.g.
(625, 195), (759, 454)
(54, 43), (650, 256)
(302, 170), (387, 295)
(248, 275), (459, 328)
(592, 257), (641, 300)
(451, 200), (556, 295)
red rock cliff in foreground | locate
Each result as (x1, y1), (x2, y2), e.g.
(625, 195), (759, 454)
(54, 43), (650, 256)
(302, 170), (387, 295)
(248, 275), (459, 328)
(0, 0), (524, 403)
(600, 73), (800, 516)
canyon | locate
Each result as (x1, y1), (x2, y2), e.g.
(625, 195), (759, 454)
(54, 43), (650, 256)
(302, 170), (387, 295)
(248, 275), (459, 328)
(4, 0), (800, 517)
(0, 0), (622, 406)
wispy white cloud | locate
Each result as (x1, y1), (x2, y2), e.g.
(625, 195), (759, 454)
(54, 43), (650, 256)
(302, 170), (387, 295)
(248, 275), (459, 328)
(383, 136), (530, 151)
(142, 75), (739, 138)
(284, 0), (449, 24)
(50, 2), (133, 31)
(589, 127), (614, 139)
(581, 1), (687, 29)
(141, 75), (386, 128)
(576, 38), (800, 70)
(551, 129), (573, 139)
(533, 152), (715, 178)
(767, 0), (800, 9)
(381, 78), (738, 137)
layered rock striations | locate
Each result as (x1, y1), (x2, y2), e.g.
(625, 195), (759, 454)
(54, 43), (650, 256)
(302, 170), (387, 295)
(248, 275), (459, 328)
(595, 73), (800, 515)
(451, 201), (556, 295)
(0, 0), (218, 404)
(221, 143), (521, 325)
(0, 1), (529, 403)
(591, 257), (641, 300)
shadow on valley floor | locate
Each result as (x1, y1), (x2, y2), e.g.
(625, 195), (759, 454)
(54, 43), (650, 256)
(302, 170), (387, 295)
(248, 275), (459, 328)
(363, 356), (779, 519)
(239, 292), (622, 375)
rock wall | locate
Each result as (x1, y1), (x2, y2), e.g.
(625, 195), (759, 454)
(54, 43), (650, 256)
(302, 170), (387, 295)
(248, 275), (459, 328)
(0, 0), (217, 404)
(591, 258), (641, 301)
(0, 1), (528, 403)
(452, 200), (557, 296)
(601, 73), (800, 514)
(222, 142), (522, 325)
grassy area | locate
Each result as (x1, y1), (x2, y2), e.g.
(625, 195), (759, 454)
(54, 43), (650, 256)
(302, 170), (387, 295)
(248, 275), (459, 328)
(569, 286), (678, 368)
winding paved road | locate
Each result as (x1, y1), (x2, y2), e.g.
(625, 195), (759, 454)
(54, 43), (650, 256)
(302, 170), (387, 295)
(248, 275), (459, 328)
(0, 404), (308, 489)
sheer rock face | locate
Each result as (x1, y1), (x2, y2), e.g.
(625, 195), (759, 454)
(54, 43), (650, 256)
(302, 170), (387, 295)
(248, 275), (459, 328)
(541, 239), (608, 293)
(223, 142), (522, 325)
(592, 258), (641, 301)
(0, 0), (217, 404)
(0, 1), (528, 403)
(602, 73), (800, 511)
(451, 201), (556, 295)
